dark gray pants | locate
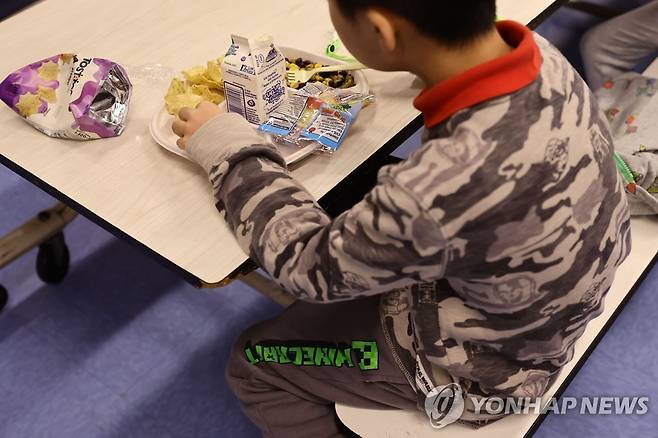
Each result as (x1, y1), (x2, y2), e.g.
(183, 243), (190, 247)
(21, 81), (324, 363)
(226, 296), (417, 438)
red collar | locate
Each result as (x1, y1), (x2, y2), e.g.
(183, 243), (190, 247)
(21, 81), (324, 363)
(413, 21), (542, 128)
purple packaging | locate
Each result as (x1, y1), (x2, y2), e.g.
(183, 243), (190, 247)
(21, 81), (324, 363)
(0, 54), (132, 140)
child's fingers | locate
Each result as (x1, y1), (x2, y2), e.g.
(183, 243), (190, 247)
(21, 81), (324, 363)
(172, 119), (186, 137)
(178, 107), (192, 122)
(176, 137), (187, 150)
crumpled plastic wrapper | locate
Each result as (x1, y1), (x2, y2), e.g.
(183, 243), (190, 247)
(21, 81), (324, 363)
(0, 54), (132, 140)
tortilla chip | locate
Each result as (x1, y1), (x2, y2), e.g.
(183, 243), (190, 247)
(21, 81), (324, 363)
(165, 79), (204, 115)
(164, 61), (225, 115)
(205, 59), (223, 85)
(38, 61), (60, 81)
(191, 84), (225, 105)
(37, 86), (57, 103)
(182, 66), (216, 87)
(60, 54), (76, 64)
(16, 93), (42, 117)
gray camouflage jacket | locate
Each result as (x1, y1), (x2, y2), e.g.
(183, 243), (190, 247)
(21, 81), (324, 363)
(187, 21), (632, 426)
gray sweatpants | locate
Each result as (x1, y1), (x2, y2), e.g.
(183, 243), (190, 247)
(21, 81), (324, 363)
(225, 296), (417, 438)
(581, 0), (658, 90)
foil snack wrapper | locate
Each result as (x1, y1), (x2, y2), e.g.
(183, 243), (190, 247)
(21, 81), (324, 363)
(0, 54), (132, 140)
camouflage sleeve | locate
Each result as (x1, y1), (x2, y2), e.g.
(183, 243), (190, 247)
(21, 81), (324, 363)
(187, 114), (449, 302)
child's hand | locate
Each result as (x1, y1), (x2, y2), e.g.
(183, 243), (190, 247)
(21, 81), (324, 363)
(172, 101), (223, 150)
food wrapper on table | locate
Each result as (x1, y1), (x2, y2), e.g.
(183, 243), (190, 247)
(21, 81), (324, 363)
(0, 54), (132, 140)
(259, 86), (375, 154)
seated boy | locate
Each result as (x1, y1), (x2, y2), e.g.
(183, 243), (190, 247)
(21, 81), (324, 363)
(173, 0), (632, 436)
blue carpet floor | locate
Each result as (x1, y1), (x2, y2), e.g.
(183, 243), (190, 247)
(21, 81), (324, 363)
(535, 263), (658, 437)
(0, 166), (282, 438)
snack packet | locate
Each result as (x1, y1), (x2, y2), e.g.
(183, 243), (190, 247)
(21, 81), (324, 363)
(259, 87), (374, 153)
(0, 54), (132, 140)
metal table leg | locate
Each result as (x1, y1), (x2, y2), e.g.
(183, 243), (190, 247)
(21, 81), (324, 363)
(0, 284), (7, 312)
(0, 203), (77, 312)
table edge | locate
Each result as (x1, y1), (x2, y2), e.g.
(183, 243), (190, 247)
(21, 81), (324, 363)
(0, 152), (225, 287)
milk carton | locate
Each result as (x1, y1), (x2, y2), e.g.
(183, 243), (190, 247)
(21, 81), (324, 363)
(221, 35), (287, 126)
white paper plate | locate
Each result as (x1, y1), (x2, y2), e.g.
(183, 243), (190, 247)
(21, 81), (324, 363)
(149, 103), (320, 166)
(149, 47), (370, 165)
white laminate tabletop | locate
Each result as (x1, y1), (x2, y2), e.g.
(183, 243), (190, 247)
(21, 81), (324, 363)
(0, 0), (565, 285)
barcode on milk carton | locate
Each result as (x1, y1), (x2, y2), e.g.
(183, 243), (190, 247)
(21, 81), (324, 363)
(224, 81), (247, 118)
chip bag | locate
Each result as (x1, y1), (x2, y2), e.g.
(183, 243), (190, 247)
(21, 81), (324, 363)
(0, 54), (132, 140)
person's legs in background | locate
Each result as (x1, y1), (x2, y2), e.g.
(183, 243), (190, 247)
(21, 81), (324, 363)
(581, 0), (658, 90)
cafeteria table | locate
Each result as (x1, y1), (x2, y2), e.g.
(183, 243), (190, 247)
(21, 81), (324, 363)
(0, 0), (570, 297)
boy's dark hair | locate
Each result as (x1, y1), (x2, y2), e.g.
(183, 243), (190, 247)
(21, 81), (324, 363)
(335, 0), (497, 46)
